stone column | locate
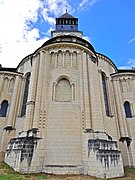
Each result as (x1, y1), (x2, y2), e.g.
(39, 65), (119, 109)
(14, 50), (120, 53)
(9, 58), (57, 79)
(6, 75), (22, 127)
(130, 78), (135, 116)
(106, 77), (113, 116)
(81, 51), (91, 129)
(88, 59), (104, 132)
(62, 51), (65, 67)
(0, 75), (4, 98)
(24, 55), (40, 130)
(113, 79), (129, 137)
(39, 51), (48, 137)
(40, 51), (48, 110)
(71, 52), (73, 67)
(33, 51), (45, 128)
(97, 69), (106, 130)
(71, 83), (74, 101)
(54, 53), (57, 68)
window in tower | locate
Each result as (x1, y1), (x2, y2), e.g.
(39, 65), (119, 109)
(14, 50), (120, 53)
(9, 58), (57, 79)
(9, 78), (15, 93)
(72, 51), (77, 69)
(3, 77), (9, 92)
(65, 50), (71, 68)
(102, 72), (110, 116)
(124, 101), (132, 118)
(21, 73), (31, 117)
(50, 52), (55, 69)
(0, 100), (8, 117)
(57, 51), (63, 68)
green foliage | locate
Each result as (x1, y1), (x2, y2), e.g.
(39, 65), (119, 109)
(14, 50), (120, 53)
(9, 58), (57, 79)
(0, 162), (12, 170)
(0, 162), (48, 180)
(125, 167), (135, 175)
(0, 174), (27, 180)
(36, 175), (47, 179)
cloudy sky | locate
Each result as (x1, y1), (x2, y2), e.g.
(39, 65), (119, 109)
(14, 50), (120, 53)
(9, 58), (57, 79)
(0, 0), (135, 69)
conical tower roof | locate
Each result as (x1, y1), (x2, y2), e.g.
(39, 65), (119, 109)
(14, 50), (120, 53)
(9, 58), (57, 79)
(59, 11), (75, 19)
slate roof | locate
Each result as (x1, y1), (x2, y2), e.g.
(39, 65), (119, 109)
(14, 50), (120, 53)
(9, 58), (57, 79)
(59, 12), (75, 19)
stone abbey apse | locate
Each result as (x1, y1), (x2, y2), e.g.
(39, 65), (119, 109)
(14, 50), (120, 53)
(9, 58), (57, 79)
(0, 11), (135, 179)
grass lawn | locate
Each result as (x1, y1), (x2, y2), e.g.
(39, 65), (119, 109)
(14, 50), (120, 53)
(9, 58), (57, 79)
(0, 161), (135, 180)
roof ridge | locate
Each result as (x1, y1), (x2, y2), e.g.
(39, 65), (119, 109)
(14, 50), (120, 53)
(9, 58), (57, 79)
(58, 12), (75, 19)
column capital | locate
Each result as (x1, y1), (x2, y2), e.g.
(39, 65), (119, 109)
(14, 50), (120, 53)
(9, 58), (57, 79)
(40, 49), (46, 54)
(98, 69), (102, 73)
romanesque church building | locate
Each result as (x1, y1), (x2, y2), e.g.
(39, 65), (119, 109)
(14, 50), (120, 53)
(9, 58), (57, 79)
(0, 12), (135, 179)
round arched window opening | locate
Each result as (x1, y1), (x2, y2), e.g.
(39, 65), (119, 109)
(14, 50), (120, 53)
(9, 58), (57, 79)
(124, 101), (132, 118)
(0, 100), (8, 117)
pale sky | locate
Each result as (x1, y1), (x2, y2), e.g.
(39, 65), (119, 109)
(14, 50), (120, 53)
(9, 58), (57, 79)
(0, 0), (135, 69)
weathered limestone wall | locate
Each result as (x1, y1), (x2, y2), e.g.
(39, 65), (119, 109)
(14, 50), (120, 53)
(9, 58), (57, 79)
(111, 74), (135, 167)
(87, 138), (124, 179)
(0, 118), (7, 148)
(17, 56), (32, 74)
(97, 55), (135, 168)
(3, 39), (124, 179)
(0, 72), (22, 152)
(42, 46), (82, 171)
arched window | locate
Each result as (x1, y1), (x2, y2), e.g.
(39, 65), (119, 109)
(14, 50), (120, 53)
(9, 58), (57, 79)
(72, 51), (77, 69)
(124, 101), (132, 118)
(102, 72), (110, 116)
(9, 78), (15, 93)
(65, 50), (70, 68)
(56, 78), (71, 102)
(0, 100), (8, 117)
(21, 73), (31, 117)
(57, 51), (63, 68)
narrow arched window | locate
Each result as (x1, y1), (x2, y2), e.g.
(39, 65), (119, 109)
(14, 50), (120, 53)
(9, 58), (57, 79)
(56, 78), (71, 102)
(0, 100), (8, 117)
(21, 73), (31, 117)
(102, 72), (110, 116)
(124, 101), (132, 118)
(65, 51), (70, 68)
(57, 51), (63, 68)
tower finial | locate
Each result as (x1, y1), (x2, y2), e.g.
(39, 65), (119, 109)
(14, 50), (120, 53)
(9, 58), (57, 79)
(66, 3), (68, 13)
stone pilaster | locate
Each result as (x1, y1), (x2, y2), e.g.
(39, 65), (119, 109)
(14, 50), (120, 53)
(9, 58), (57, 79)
(97, 69), (106, 129)
(106, 77), (113, 115)
(0, 75), (4, 98)
(33, 51), (45, 128)
(62, 51), (65, 67)
(39, 51), (48, 137)
(6, 75), (22, 127)
(1, 75), (21, 152)
(113, 79), (129, 137)
(88, 61), (104, 132)
(54, 53), (57, 68)
(24, 55), (40, 130)
(81, 51), (91, 129)
(71, 52), (73, 67)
